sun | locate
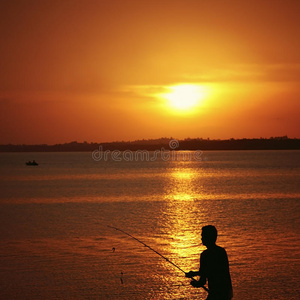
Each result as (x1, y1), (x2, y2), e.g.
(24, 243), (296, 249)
(161, 84), (206, 111)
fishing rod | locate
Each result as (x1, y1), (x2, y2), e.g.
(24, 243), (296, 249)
(107, 225), (209, 293)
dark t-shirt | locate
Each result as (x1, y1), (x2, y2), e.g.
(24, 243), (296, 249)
(199, 245), (233, 300)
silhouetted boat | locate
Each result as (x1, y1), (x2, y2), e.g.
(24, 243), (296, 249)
(26, 160), (39, 166)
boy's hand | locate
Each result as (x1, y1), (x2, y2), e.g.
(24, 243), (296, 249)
(185, 271), (196, 278)
(190, 280), (203, 288)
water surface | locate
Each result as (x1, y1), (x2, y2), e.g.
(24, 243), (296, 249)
(0, 151), (299, 299)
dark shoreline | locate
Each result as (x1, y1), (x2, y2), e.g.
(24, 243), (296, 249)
(1, 137), (299, 152)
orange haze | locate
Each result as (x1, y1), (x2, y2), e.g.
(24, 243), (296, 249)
(0, 0), (299, 144)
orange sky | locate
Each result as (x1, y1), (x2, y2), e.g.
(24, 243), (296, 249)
(0, 0), (299, 144)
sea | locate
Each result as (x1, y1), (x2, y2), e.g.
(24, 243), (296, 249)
(0, 150), (299, 300)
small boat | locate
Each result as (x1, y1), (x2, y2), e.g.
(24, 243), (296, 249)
(26, 160), (39, 166)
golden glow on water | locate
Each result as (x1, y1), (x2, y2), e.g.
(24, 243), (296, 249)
(165, 167), (201, 201)
(159, 166), (208, 279)
(1, 152), (299, 299)
(171, 170), (194, 180)
(155, 200), (208, 299)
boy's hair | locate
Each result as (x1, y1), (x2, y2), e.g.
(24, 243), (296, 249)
(202, 225), (218, 243)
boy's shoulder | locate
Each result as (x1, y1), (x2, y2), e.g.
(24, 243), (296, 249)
(202, 245), (226, 256)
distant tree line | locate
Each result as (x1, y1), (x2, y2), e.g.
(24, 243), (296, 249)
(0, 136), (299, 152)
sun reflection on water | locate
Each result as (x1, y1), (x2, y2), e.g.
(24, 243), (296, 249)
(158, 166), (209, 278)
(164, 167), (202, 201)
(154, 197), (208, 298)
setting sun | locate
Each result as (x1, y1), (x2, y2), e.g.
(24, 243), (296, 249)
(162, 84), (207, 111)
(0, 0), (299, 144)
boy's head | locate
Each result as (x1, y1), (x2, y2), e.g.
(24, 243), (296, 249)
(201, 225), (217, 246)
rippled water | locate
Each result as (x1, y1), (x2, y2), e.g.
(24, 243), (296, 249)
(0, 151), (299, 299)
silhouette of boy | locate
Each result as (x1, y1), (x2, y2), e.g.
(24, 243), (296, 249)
(186, 225), (233, 300)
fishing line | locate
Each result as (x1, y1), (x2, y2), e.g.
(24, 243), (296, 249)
(107, 225), (209, 293)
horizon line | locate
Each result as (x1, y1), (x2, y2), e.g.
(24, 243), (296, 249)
(1, 135), (298, 147)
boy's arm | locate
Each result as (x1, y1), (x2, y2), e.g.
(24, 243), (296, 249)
(185, 270), (200, 278)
